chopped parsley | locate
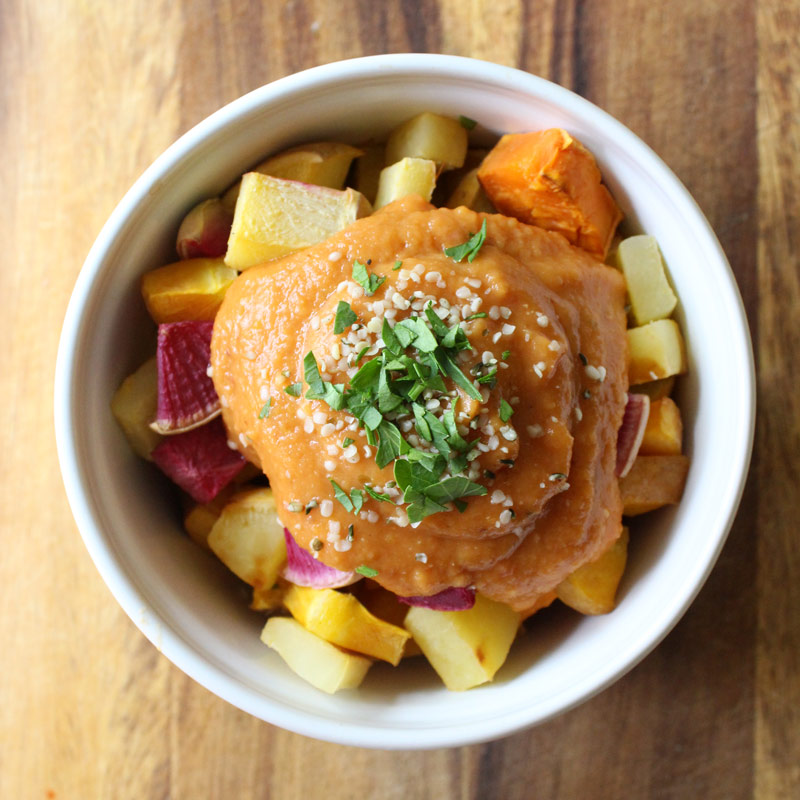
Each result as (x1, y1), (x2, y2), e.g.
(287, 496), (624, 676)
(459, 114), (477, 130)
(444, 219), (487, 263)
(356, 565), (378, 578)
(499, 399), (514, 422)
(341, 437), (354, 448)
(284, 382), (302, 396)
(258, 398), (272, 419)
(393, 260), (403, 270)
(333, 300), (358, 334)
(352, 259), (386, 296)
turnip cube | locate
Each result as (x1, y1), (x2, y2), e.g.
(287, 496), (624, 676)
(385, 111), (468, 171)
(225, 173), (371, 269)
(627, 318), (687, 385)
(374, 157), (437, 209)
(616, 235), (678, 325)
(111, 357), (161, 460)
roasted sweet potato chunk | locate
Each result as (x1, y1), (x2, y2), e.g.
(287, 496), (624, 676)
(620, 455), (690, 516)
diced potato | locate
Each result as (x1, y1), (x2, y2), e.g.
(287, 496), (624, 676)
(640, 397), (683, 455)
(207, 488), (286, 589)
(385, 112), (468, 171)
(627, 318), (687, 385)
(352, 144), (385, 205)
(141, 257), (237, 323)
(557, 528), (629, 615)
(222, 142), (363, 210)
(404, 593), (520, 691)
(225, 173), (371, 269)
(261, 616), (371, 694)
(110, 357), (161, 460)
(284, 585), (410, 665)
(356, 582), (422, 657)
(617, 235), (678, 325)
(374, 157), (437, 209)
(445, 167), (495, 212)
(620, 455), (690, 516)
(631, 376), (676, 401)
(477, 129), (622, 260)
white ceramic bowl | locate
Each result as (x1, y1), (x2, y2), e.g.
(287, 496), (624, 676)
(55, 54), (755, 749)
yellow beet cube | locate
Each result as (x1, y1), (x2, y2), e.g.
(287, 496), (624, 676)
(225, 173), (371, 269)
(110, 357), (161, 460)
(640, 397), (683, 455)
(385, 111), (468, 171)
(207, 488), (286, 589)
(631, 376), (675, 401)
(261, 617), (371, 694)
(616, 235), (678, 325)
(403, 593), (520, 691)
(557, 528), (629, 615)
(374, 157), (437, 209)
(620, 455), (690, 516)
(141, 257), (237, 324)
(627, 318), (687, 385)
(283, 585), (410, 665)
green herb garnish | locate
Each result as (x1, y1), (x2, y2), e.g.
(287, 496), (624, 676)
(459, 115), (477, 130)
(342, 437), (354, 448)
(444, 219), (487, 263)
(352, 259), (386, 296)
(499, 399), (514, 422)
(284, 382), (302, 396)
(333, 300), (358, 334)
(466, 312), (487, 321)
(356, 565), (378, 578)
(258, 398), (272, 419)
(393, 260), (403, 271)
(330, 479), (354, 512)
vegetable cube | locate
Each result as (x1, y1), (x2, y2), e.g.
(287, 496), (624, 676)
(352, 144), (385, 205)
(627, 319), (687, 385)
(261, 616), (371, 694)
(141, 257), (237, 324)
(385, 112), (468, 171)
(631, 376), (675, 401)
(225, 173), (371, 269)
(404, 593), (519, 690)
(640, 397), (683, 455)
(207, 488), (286, 589)
(477, 129), (622, 259)
(619, 455), (690, 516)
(374, 157), (437, 209)
(284, 584), (410, 665)
(616, 235), (678, 325)
(176, 198), (233, 260)
(110, 357), (161, 460)
(445, 167), (495, 212)
(557, 528), (629, 615)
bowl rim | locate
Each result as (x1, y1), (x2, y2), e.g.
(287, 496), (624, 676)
(54, 52), (756, 749)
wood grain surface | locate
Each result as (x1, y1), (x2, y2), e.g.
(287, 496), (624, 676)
(1, 1), (797, 798)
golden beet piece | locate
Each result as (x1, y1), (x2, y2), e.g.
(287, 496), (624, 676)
(141, 257), (237, 324)
(640, 397), (683, 455)
(557, 528), (629, 615)
(620, 455), (690, 516)
(477, 129), (622, 259)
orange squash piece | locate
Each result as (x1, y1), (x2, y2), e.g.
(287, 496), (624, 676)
(619, 455), (690, 516)
(477, 128), (622, 260)
(640, 397), (683, 455)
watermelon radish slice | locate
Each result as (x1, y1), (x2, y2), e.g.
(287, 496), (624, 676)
(281, 528), (359, 589)
(150, 417), (246, 503)
(176, 198), (233, 260)
(397, 587), (476, 611)
(151, 320), (220, 434)
(615, 393), (650, 478)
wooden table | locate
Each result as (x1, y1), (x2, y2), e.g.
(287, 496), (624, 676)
(2, 1), (797, 797)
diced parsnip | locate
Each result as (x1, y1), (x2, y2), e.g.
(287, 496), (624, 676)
(356, 582), (422, 658)
(176, 198), (233, 260)
(445, 167), (495, 212)
(631, 376), (676, 401)
(207, 488), (286, 589)
(616, 235), (678, 325)
(385, 112), (468, 171)
(404, 593), (520, 691)
(283, 585), (410, 665)
(221, 142), (364, 211)
(619, 455), (690, 516)
(183, 485), (237, 550)
(640, 397), (683, 455)
(110, 357), (161, 460)
(556, 528), (629, 615)
(477, 129), (622, 260)
(352, 144), (385, 205)
(261, 616), (371, 694)
(225, 173), (371, 269)
(141, 257), (237, 324)
(374, 157), (437, 209)
(627, 319), (687, 385)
